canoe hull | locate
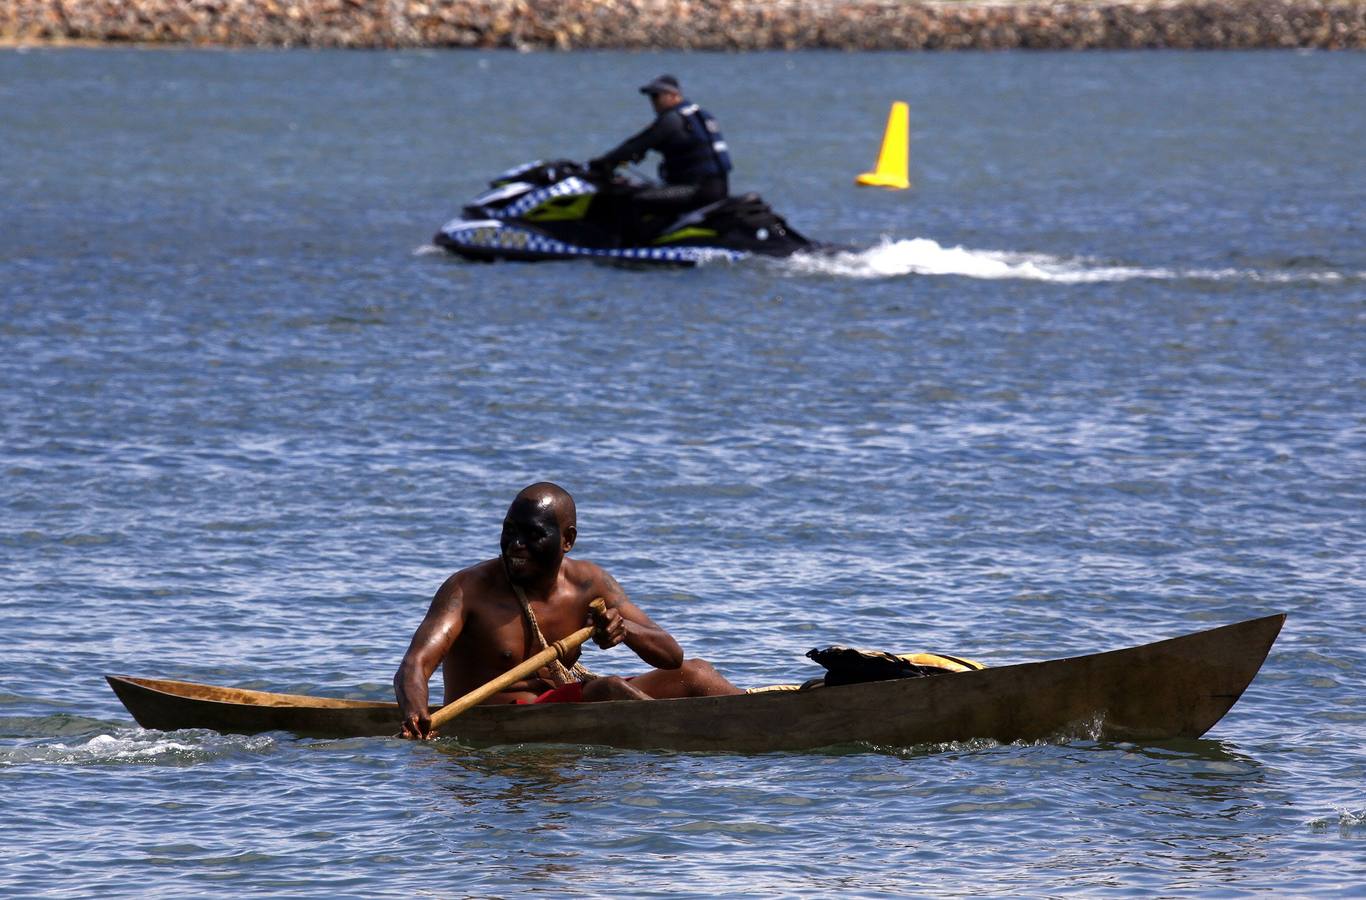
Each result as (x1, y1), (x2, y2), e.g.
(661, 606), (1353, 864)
(107, 613), (1285, 751)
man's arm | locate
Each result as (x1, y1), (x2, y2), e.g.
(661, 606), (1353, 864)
(591, 569), (684, 670)
(393, 577), (466, 739)
(593, 112), (683, 170)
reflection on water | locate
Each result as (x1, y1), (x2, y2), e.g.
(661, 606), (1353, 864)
(426, 742), (606, 813)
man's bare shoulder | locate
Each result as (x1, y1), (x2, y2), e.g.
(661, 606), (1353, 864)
(437, 558), (503, 601)
(561, 557), (618, 592)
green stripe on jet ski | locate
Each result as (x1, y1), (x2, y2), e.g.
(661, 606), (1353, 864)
(652, 226), (720, 244)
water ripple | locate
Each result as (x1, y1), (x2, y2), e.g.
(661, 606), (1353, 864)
(1, 46), (1363, 899)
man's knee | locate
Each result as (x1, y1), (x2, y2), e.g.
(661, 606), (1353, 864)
(680, 658), (720, 679)
(679, 658), (738, 694)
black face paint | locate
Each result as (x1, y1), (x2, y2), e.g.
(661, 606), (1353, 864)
(500, 498), (563, 581)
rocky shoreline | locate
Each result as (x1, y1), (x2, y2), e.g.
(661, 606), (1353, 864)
(3, 0), (1363, 50)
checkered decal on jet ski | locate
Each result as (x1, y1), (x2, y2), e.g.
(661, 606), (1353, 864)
(499, 177), (596, 219)
(440, 220), (746, 265)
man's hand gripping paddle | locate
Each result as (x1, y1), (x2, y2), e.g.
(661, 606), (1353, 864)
(404, 598), (608, 739)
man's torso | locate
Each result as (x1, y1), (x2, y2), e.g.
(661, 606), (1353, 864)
(439, 558), (595, 704)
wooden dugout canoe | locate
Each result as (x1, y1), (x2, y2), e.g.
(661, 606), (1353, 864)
(106, 613), (1284, 752)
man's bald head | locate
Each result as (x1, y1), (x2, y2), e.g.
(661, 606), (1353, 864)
(512, 482), (577, 532)
(501, 483), (578, 582)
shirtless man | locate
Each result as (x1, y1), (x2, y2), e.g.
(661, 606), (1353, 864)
(394, 482), (740, 739)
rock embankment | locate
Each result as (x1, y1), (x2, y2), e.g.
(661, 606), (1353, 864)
(3, 0), (1363, 50)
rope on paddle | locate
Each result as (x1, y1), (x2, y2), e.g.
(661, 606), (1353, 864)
(505, 558), (597, 686)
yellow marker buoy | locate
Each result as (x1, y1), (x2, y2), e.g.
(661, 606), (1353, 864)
(856, 101), (911, 190)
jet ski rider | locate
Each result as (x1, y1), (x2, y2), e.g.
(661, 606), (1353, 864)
(589, 74), (733, 223)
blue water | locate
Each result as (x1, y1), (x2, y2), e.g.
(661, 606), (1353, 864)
(2, 47), (1364, 897)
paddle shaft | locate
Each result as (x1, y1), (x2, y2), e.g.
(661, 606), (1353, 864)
(426, 598), (605, 731)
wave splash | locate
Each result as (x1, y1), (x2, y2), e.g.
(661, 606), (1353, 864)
(1310, 807), (1366, 835)
(781, 238), (1356, 284)
(1, 729), (276, 767)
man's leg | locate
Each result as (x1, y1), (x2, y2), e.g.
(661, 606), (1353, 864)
(580, 675), (652, 702)
(627, 659), (743, 699)
(625, 185), (702, 244)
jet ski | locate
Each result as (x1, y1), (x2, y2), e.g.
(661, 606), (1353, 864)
(434, 159), (820, 266)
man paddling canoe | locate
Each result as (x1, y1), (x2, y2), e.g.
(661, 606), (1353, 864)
(394, 482), (741, 739)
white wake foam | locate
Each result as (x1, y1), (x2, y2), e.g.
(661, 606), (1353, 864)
(417, 232), (1356, 284)
(1, 730), (276, 767)
(782, 238), (1355, 284)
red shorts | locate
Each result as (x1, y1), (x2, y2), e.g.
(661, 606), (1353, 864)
(516, 681), (585, 705)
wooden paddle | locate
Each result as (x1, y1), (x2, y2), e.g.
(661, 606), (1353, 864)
(424, 597), (606, 733)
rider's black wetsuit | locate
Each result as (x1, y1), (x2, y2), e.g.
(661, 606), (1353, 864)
(592, 98), (733, 223)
